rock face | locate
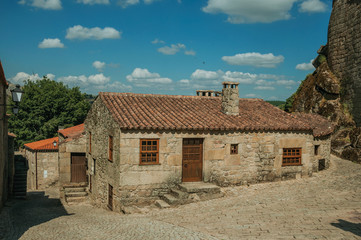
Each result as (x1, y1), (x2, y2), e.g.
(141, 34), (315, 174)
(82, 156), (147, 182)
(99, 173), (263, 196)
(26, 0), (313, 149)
(292, 0), (361, 162)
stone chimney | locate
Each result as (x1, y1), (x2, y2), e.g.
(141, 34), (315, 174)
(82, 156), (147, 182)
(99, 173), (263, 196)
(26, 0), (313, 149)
(221, 82), (239, 115)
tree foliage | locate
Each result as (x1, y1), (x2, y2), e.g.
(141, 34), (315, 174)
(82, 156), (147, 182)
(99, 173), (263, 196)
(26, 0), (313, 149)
(8, 77), (90, 147)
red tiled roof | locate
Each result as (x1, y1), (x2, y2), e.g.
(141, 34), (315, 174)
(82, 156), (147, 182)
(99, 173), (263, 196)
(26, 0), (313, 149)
(99, 92), (312, 133)
(58, 123), (84, 139)
(0, 61), (8, 87)
(293, 113), (335, 137)
(8, 132), (16, 138)
(24, 137), (59, 151)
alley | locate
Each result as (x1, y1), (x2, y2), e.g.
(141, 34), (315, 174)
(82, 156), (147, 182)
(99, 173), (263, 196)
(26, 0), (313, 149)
(0, 155), (360, 239)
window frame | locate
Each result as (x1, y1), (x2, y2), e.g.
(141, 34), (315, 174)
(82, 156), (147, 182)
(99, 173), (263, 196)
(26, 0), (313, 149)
(230, 144), (238, 155)
(139, 139), (160, 165)
(108, 135), (113, 162)
(282, 148), (302, 166)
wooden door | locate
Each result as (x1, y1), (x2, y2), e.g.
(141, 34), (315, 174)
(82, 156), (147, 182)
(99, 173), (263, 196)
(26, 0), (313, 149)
(71, 153), (87, 183)
(182, 138), (203, 182)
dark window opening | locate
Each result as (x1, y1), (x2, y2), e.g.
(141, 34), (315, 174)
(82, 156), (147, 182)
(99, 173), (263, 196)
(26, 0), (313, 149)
(231, 144), (238, 154)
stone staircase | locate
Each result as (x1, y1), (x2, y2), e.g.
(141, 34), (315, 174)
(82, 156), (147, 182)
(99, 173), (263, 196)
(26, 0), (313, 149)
(13, 157), (28, 199)
(156, 182), (223, 208)
(63, 183), (88, 204)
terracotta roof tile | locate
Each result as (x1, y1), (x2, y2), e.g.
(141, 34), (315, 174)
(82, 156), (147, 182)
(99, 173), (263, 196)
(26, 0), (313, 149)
(58, 123), (84, 139)
(99, 92), (313, 133)
(24, 137), (59, 151)
(293, 113), (335, 137)
(8, 132), (16, 138)
(0, 61), (8, 87)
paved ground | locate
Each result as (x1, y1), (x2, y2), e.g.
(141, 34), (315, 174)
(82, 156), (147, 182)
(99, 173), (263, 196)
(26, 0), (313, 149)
(0, 155), (360, 240)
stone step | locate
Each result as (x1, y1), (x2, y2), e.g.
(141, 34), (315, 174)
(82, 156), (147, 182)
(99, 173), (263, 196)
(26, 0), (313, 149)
(63, 182), (88, 188)
(155, 199), (170, 209)
(170, 188), (189, 199)
(64, 187), (86, 193)
(66, 196), (87, 203)
(178, 182), (221, 194)
(65, 192), (87, 198)
(161, 194), (180, 205)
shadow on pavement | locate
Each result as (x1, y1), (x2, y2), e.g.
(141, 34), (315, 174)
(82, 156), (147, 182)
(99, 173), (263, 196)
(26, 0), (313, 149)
(331, 219), (361, 237)
(0, 191), (72, 240)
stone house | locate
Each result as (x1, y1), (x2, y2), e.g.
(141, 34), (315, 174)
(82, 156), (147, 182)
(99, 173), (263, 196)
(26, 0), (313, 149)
(58, 124), (87, 199)
(0, 61), (9, 210)
(85, 82), (333, 212)
(24, 137), (59, 190)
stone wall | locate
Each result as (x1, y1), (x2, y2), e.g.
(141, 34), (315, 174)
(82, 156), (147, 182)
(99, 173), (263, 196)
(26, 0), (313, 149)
(26, 150), (58, 190)
(313, 137), (332, 171)
(58, 134), (86, 186)
(328, 0), (361, 126)
(0, 80), (8, 211)
(86, 96), (319, 211)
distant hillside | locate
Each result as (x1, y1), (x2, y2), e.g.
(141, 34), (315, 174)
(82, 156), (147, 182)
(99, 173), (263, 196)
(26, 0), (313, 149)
(266, 101), (286, 108)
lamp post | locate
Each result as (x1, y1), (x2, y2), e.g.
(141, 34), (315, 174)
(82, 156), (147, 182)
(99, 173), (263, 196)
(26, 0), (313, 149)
(11, 84), (23, 114)
(53, 140), (57, 147)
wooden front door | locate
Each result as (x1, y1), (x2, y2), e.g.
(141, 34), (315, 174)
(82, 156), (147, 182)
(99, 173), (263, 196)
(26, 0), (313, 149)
(182, 138), (203, 182)
(71, 153), (87, 183)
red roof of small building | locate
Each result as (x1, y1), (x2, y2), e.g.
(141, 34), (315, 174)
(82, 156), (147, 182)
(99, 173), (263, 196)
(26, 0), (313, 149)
(58, 123), (84, 140)
(0, 61), (8, 87)
(99, 92), (313, 133)
(8, 132), (17, 138)
(24, 137), (59, 151)
(293, 113), (335, 137)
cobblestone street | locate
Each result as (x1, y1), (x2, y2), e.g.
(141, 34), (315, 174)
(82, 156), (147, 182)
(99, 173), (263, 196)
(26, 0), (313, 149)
(0, 155), (360, 240)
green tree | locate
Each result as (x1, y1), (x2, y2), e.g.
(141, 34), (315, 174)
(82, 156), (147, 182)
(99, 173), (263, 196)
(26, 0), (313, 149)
(8, 77), (90, 147)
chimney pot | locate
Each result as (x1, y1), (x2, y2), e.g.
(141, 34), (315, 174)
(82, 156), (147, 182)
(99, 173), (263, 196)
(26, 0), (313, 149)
(221, 82), (239, 115)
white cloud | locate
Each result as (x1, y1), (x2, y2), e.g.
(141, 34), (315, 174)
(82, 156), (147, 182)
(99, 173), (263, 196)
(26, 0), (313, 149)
(19, 0), (62, 10)
(222, 52), (284, 68)
(95, 81), (132, 92)
(245, 93), (257, 98)
(66, 25), (121, 40)
(9, 72), (51, 83)
(185, 50), (196, 56)
(179, 69), (295, 91)
(158, 43), (186, 55)
(299, 0), (327, 13)
(151, 38), (165, 44)
(46, 73), (56, 80)
(117, 0), (139, 8)
(38, 38), (64, 48)
(77, 0), (109, 5)
(58, 73), (110, 85)
(296, 59), (315, 71)
(92, 61), (106, 72)
(144, 0), (160, 4)
(202, 0), (297, 24)
(255, 86), (275, 90)
(126, 68), (172, 87)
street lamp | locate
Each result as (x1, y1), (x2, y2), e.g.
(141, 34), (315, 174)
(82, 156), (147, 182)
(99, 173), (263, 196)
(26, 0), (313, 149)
(53, 140), (57, 147)
(10, 84), (24, 114)
(11, 84), (23, 103)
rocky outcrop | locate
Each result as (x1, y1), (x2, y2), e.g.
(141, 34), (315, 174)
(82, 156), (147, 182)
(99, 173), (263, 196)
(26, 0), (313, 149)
(291, 0), (361, 162)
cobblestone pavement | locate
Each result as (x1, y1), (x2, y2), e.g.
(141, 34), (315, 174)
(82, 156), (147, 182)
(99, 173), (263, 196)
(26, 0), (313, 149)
(0, 155), (360, 240)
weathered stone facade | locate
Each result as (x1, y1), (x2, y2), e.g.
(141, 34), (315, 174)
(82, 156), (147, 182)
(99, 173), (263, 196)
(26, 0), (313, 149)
(328, 0), (361, 126)
(85, 94), (327, 212)
(26, 150), (58, 190)
(58, 131), (86, 185)
(0, 63), (8, 211)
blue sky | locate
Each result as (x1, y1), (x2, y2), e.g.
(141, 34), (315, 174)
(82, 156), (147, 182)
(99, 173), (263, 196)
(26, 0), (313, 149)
(1, 0), (331, 100)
